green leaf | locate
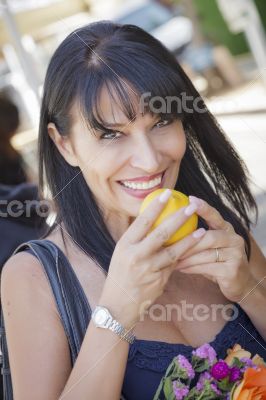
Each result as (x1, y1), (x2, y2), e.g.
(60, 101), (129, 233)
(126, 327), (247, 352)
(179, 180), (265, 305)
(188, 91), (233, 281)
(163, 377), (174, 399)
(184, 387), (200, 400)
(231, 357), (244, 369)
(217, 377), (234, 392)
(194, 359), (210, 372)
(229, 382), (239, 400)
(195, 381), (224, 400)
(169, 392), (176, 400)
(165, 360), (176, 378)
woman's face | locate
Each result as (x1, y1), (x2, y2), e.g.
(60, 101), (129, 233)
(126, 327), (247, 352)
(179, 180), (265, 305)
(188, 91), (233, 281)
(49, 85), (187, 221)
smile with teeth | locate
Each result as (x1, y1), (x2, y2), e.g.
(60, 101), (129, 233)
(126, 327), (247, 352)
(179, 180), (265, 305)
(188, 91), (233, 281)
(120, 174), (163, 190)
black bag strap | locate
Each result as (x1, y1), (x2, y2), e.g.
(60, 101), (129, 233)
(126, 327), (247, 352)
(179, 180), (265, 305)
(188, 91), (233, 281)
(1, 239), (92, 399)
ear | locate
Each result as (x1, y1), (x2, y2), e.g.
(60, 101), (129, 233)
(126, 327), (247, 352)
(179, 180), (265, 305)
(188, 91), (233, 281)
(47, 123), (78, 167)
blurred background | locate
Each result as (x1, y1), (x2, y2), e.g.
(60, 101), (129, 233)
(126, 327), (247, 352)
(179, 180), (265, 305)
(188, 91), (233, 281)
(0, 0), (265, 253)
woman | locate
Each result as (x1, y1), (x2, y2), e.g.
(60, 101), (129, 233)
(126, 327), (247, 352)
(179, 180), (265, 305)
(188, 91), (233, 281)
(0, 95), (28, 186)
(1, 21), (266, 400)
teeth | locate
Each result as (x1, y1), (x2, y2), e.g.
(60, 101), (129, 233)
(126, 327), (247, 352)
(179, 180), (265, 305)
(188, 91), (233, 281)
(121, 175), (162, 190)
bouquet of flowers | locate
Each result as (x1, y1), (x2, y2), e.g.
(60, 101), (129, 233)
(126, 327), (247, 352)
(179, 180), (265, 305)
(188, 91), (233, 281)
(153, 344), (266, 400)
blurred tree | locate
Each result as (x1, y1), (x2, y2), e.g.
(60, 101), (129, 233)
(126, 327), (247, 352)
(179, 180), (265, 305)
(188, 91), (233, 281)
(172, 0), (266, 56)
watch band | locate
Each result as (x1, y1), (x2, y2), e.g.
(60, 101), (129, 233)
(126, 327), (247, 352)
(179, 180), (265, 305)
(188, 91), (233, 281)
(108, 318), (136, 344)
(92, 305), (136, 344)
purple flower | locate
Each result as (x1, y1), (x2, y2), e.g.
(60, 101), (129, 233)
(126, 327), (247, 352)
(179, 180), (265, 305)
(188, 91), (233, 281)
(196, 381), (204, 391)
(210, 382), (222, 395)
(240, 357), (258, 372)
(172, 381), (189, 400)
(240, 357), (255, 367)
(229, 366), (242, 382)
(175, 355), (195, 379)
(211, 360), (230, 380)
(192, 343), (217, 364)
(196, 371), (211, 391)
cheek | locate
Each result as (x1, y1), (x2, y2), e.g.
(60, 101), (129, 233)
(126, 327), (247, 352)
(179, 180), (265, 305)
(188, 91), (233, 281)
(165, 126), (186, 161)
(69, 138), (107, 186)
(78, 146), (120, 188)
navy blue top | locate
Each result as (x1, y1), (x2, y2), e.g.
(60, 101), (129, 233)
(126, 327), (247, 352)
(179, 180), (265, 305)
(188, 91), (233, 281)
(1, 239), (266, 400)
(123, 306), (266, 399)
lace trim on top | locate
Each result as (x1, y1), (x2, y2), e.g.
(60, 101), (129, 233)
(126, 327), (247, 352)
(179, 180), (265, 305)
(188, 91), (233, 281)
(127, 304), (263, 372)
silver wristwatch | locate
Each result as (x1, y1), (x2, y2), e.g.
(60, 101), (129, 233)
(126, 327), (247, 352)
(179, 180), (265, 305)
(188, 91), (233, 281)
(91, 306), (136, 344)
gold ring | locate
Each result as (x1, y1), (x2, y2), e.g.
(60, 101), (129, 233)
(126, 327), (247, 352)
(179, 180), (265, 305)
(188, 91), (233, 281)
(215, 248), (221, 262)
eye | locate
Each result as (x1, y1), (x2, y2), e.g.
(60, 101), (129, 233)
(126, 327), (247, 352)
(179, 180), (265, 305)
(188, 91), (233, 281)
(99, 118), (174, 140)
(100, 131), (123, 140)
(153, 118), (173, 129)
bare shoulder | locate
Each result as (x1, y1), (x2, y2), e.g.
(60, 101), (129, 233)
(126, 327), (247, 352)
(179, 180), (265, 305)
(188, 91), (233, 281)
(2, 250), (45, 283)
(1, 226), (71, 307)
(2, 249), (45, 276)
(1, 247), (72, 399)
(1, 248), (58, 316)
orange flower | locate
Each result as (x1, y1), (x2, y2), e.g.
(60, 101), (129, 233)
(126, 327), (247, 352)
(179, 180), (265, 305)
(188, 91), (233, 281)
(252, 355), (266, 367)
(225, 344), (266, 368)
(232, 366), (266, 400)
(225, 344), (251, 366)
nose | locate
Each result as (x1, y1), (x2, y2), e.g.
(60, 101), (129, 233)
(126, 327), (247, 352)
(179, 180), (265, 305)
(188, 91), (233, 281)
(130, 133), (162, 174)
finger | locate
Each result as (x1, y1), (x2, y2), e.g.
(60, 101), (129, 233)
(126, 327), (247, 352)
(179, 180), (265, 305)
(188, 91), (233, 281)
(179, 263), (227, 278)
(177, 247), (231, 269)
(189, 196), (234, 232)
(148, 227), (207, 271)
(138, 202), (200, 256)
(123, 188), (172, 244)
(179, 229), (236, 260)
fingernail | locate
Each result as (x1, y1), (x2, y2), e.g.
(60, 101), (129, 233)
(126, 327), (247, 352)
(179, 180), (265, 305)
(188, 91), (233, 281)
(184, 203), (198, 216)
(192, 228), (206, 238)
(159, 189), (172, 203)
(189, 195), (204, 208)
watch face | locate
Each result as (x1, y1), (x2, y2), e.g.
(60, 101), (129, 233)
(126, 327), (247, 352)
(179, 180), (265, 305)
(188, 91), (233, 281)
(94, 308), (108, 325)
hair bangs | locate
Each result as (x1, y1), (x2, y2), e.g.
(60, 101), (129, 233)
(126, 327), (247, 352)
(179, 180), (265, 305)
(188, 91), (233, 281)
(77, 54), (185, 135)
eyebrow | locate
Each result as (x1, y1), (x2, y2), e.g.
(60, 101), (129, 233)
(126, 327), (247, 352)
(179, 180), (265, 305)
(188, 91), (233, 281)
(104, 113), (162, 129)
(104, 116), (136, 129)
(105, 122), (127, 128)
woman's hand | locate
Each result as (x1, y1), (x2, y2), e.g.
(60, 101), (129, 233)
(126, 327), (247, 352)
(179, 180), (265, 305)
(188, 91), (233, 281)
(175, 195), (252, 303)
(99, 190), (206, 329)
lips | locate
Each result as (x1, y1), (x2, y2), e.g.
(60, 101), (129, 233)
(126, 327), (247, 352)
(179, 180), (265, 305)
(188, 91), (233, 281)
(118, 170), (166, 184)
(118, 171), (166, 199)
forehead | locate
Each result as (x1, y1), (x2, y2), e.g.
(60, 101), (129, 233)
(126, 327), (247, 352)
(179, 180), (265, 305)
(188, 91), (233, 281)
(97, 83), (140, 125)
